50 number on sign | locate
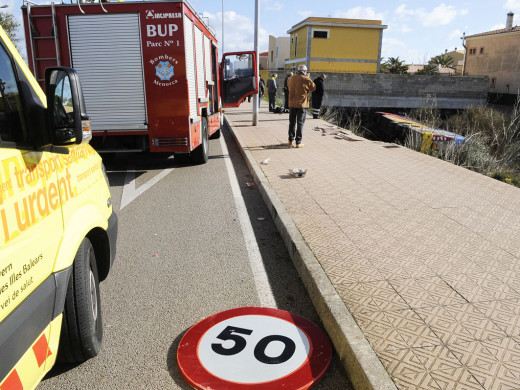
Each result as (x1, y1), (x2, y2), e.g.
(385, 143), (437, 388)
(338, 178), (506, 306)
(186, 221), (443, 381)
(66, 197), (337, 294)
(211, 325), (296, 365)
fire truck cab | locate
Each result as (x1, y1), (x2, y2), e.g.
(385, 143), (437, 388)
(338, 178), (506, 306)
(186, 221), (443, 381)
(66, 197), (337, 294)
(22, 0), (258, 164)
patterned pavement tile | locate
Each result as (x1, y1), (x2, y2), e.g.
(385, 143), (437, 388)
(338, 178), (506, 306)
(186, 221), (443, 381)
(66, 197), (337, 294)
(384, 309), (442, 349)
(336, 280), (409, 314)
(390, 277), (468, 309)
(413, 345), (484, 390)
(449, 338), (520, 389)
(324, 259), (384, 284)
(355, 310), (410, 351)
(430, 367), (485, 390)
(415, 306), (478, 346)
(378, 347), (443, 390)
(442, 273), (512, 303)
(473, 298), (520, 338)
(336, 282), (383, 314)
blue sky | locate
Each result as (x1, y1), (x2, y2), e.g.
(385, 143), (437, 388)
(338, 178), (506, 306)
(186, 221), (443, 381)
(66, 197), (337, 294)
(3, 0), (520, 64)
(193, 0), (520, 64)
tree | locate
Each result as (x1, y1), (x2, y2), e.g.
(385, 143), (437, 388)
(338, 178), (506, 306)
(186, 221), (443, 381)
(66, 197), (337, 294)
(0, 11), (21, 47)
(380, 57), (409, 74)
(416, 63), (439, 75)
(429, 53), (455, 69)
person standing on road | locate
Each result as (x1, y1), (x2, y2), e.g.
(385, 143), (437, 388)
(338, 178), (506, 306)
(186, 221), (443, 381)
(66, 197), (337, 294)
(267, 73), (278, 112)
(283, 72), (293, 113)
(311, 74), (327, 119)
(287, 65), (315, 148)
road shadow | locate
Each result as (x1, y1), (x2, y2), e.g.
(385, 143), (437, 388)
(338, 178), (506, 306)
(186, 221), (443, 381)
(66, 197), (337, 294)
(166, 328), (193, 390)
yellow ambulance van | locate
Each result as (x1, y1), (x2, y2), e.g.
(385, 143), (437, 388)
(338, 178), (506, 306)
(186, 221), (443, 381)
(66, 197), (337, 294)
(0, 26), (117, 389)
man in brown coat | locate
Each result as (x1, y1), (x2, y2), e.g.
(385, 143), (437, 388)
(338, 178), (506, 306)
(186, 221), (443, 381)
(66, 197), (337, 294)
(287, 64), (316, 148)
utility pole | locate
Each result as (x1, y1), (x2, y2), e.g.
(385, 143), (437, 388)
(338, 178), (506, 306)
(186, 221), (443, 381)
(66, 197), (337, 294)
(221, 0), (224, 54)
(252, 0), (259, 126)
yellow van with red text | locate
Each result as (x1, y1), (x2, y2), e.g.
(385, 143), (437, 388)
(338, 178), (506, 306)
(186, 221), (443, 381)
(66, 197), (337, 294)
(0, 26), (117, 389)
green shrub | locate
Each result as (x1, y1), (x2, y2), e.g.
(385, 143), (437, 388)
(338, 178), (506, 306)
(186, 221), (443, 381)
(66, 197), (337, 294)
(491, 170), (520, 187)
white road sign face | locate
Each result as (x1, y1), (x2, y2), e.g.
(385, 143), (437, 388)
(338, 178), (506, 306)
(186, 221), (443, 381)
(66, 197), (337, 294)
(198, 314), (311, 383)
(177, 307), (332, 390)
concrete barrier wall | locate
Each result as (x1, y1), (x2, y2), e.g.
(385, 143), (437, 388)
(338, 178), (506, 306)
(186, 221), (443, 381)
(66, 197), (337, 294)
(267, 71), (489, 109)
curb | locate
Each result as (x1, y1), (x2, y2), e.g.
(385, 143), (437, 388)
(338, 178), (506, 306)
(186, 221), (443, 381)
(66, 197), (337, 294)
(225, 117), (397, 390)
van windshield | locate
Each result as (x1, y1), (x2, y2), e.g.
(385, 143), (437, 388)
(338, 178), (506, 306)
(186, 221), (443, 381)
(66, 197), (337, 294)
(0, 44), (26, 144)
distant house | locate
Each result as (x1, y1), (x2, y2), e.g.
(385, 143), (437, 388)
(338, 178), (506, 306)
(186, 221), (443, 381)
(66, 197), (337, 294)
(444, 49), (465, 75)
(407, 64), (457, 75)
(463, 12), (520, 104)
(407, 65), (424, 74)
(268, 35), (290, 70)
(285, 17), (387, 73)
(259, 51), (268, 70)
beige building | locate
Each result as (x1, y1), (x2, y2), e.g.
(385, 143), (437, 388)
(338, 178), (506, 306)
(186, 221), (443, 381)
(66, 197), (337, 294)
(407, 64), (456, 75)
(463, 12), (520, 102)
(259, 51), (268, 70)
(268, 35), (290, 70)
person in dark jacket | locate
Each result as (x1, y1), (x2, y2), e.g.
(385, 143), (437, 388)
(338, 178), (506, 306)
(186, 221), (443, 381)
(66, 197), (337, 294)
(311, 74), (327, 119)
(266, 73), (278, 112)
(258, 77), (265, 107)
(283, 72), (293, 113)
(247, 76), (265, 106)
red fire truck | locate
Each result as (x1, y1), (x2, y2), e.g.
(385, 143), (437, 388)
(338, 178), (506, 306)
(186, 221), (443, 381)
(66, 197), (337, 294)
(22, 0), (257, 164)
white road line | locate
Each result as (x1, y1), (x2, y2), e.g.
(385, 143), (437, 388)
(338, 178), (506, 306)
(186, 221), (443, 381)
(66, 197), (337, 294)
(220, 136), (276, 308)
(120, 168), (175, 210)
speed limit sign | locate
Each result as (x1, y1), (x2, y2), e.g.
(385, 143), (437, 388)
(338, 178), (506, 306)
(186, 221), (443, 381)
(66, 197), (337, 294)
(177, 307), (332, 389)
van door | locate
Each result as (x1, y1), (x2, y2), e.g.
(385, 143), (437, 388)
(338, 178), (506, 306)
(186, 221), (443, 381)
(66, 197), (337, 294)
(220, 51), (258, 107)
(0, 37), (61, 387)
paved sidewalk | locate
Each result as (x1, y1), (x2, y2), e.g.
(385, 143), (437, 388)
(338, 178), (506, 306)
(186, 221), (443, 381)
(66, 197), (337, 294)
(225, 102), (520, 390)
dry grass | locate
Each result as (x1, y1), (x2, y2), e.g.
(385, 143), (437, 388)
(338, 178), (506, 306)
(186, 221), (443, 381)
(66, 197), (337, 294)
(322, 108), (375, 139)
(323, 100), (520, 187)
(410, 100), (520, 186)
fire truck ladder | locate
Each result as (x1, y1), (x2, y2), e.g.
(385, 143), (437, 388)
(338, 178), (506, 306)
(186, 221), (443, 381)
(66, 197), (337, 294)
(25, 1), (61, 84)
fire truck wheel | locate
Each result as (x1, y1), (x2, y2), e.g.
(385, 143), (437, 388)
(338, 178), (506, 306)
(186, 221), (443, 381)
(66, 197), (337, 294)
(210, 128), (221, 139)
(58, 237), (103, 363)
(192, 117), (209, 164)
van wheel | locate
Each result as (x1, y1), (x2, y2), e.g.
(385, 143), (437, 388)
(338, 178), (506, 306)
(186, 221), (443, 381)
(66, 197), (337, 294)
(192, 118), (209, 164)
(58, 237), (103, 363)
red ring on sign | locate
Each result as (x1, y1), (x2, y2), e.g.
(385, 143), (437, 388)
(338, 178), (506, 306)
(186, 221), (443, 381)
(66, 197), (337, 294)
(177, 307), (332, 389)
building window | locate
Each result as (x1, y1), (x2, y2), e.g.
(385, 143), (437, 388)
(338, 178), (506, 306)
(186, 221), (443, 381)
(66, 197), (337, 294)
(294, 36), (298, 57)
(469, 48), (476, 55)
(479, 47), (484, 54)
(270, 51), (274, 62)
(312, 29), (329, 39)
(491, 78), (496, 89)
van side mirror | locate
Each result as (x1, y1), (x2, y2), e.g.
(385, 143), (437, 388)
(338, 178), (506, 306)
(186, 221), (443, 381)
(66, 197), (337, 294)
(45, 67), (92, 145)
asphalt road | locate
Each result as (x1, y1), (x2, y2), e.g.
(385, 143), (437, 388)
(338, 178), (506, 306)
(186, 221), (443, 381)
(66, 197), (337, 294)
(38, 127), (352, 389)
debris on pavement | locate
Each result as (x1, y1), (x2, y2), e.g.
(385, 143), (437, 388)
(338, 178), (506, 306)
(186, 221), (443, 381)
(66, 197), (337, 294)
(289, 168), (307, 178)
